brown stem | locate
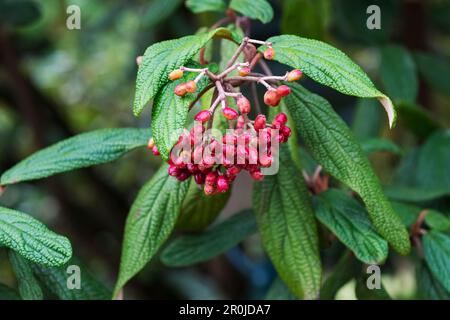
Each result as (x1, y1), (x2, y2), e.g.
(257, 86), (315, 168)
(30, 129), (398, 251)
(258, 59), (273, 76)
(225, 37), (249, 69)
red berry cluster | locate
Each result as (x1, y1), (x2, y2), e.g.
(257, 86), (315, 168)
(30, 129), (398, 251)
(146, 37), (304, 196)
(166, 112), (292, 195)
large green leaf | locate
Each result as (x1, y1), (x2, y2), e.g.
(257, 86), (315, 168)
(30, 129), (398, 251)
(161, 210), (256, 267)
(320, 251), (360, 300)
(176, 178), (231, 231)
(415, 53), (450, 98)
(0, 206), (72, 267)
(133, 28), (235, 115)
(186, 0), (225, 13)
(114, 165), (189, 296)
(391, 201), (450, 232)
(229, 0), (273, 24)
(260, 36), (396, 127)
(379, 45), (418, 103)
(423, 231), (450, 293)
(152, 65), (212, 160)
(360, 138), (402, 156)
(32, 258), (111, 300)
(385, 186), (449, 202)
(253, 146), (321, 299)
(9, 251), (43, 300)
(416, 130), (450, 192)
(285, 84), (410, 255)
(314, 189), (388, 264)
(0, 128), (150, 186)
(416, 261), (450, 300)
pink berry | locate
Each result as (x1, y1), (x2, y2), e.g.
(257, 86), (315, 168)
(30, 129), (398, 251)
(274, 113), (288, 125)
(177, 171), (191, 181)
(264, 90), (281, 107)
(168, 165), (179, 177)
(174, 84), (187, 96)
(250, 170), (264, 181)
(287, 69), (302, 82)
(194, 110), (211, 123)
(282, 125), (292, 138)
(259, 154), (273, 167)
(217, 176), (229, 193)
(237, 96), (251, 114)
(238, 66), (251, 76)
(151, 145), (160, 156)
(169, 69), (183, 80)
(254, 115), (266, 131)
(204, 183), (216, 196)
(263, 47), (275, 60)
(276, 85), (291, 97)
(222, 107), (238, 120)
(185, 80), (197, 93)
(205, 172), (218, 185)
(194, 173), (205, 185)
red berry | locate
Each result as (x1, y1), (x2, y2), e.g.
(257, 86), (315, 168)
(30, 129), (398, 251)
(177, 171), (191, 181)
(282, 126), (292, 138)
(151, 145), (160, 156)
(276, 85), (291, 97)
(274, 113), (288, 125)
(238, 66), (251, 76)
(272, 120), (282, 129)
(194, 110), (211, 123)
(287, 69), (303, 82)
(168, 165), (179, 177)
(194, 173), (205, 185)
(250, 169), (264, 181)
(205, 172), (218, 185)
(223, 133), (237, 145)
(263, 47), (275, 60)
(259, 154), (273, 167)
(204, 184), (216, 196)
(254, 115), (266, 131)
(217, 176), (229, 193)
(227, 166), (241, 177)
(237, 96), (251, 114)
(174, 84), (187, 96)
(264, 90), (281, 107)
(169, 69), (183, 80)
(185, 80), (197, 93)
(222, 107), (238, 120)
(248, 147), (258, 164)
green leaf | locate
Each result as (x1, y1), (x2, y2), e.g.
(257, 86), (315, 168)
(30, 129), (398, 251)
(355, 273), (391, 300)
(416, 261), (450, 300)
(314, 189), (388, 264)
(176, 178), (231, 231)
(186, 0), (226, 13)
(0, 283), (20, 300)
(281, 0), (331, 41)
(391, 201), (450, 232)
(423, 231), (450, 293)
(133, 28), (235, 115)
(161, 210), (257, 267)
(352, 99), (384, 139)
(320, 251), (360, 300)
(385, 186), (449, 202)
(32, 258), (111, 300)
(285, 84), (411, 255)
(114, 165), (189, 296)
(152, 64), (212, 160)
(379, 45), (418, 103)
(9, 251), (43, 300)
(0, 128), (150, 186)
(396, 102), (439, 140)
(415, 53), (450, 98)
(229, 0), (273, 24)
(264, 277), (296, 300)
(0, 206), (72, 267)
(253, 145), (321, 299)
(260, 36), (396, 127)
(360, 138), (402, 155)
(416, 130), (450, 192)
(142, 0), (184, 27)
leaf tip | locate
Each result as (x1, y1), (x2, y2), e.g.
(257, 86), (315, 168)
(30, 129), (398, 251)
(378, 96), (397, 129)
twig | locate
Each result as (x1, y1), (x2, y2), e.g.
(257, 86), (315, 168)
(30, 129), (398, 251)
(225, 37), (249, 69)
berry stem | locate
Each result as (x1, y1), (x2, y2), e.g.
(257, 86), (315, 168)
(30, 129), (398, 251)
(218, 62), (249, 78)
(258, 79), (276, 90)
(225, 37), (249, 69)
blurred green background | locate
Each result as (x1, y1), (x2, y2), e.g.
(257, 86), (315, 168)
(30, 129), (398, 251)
(0, 0), (449, 299)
